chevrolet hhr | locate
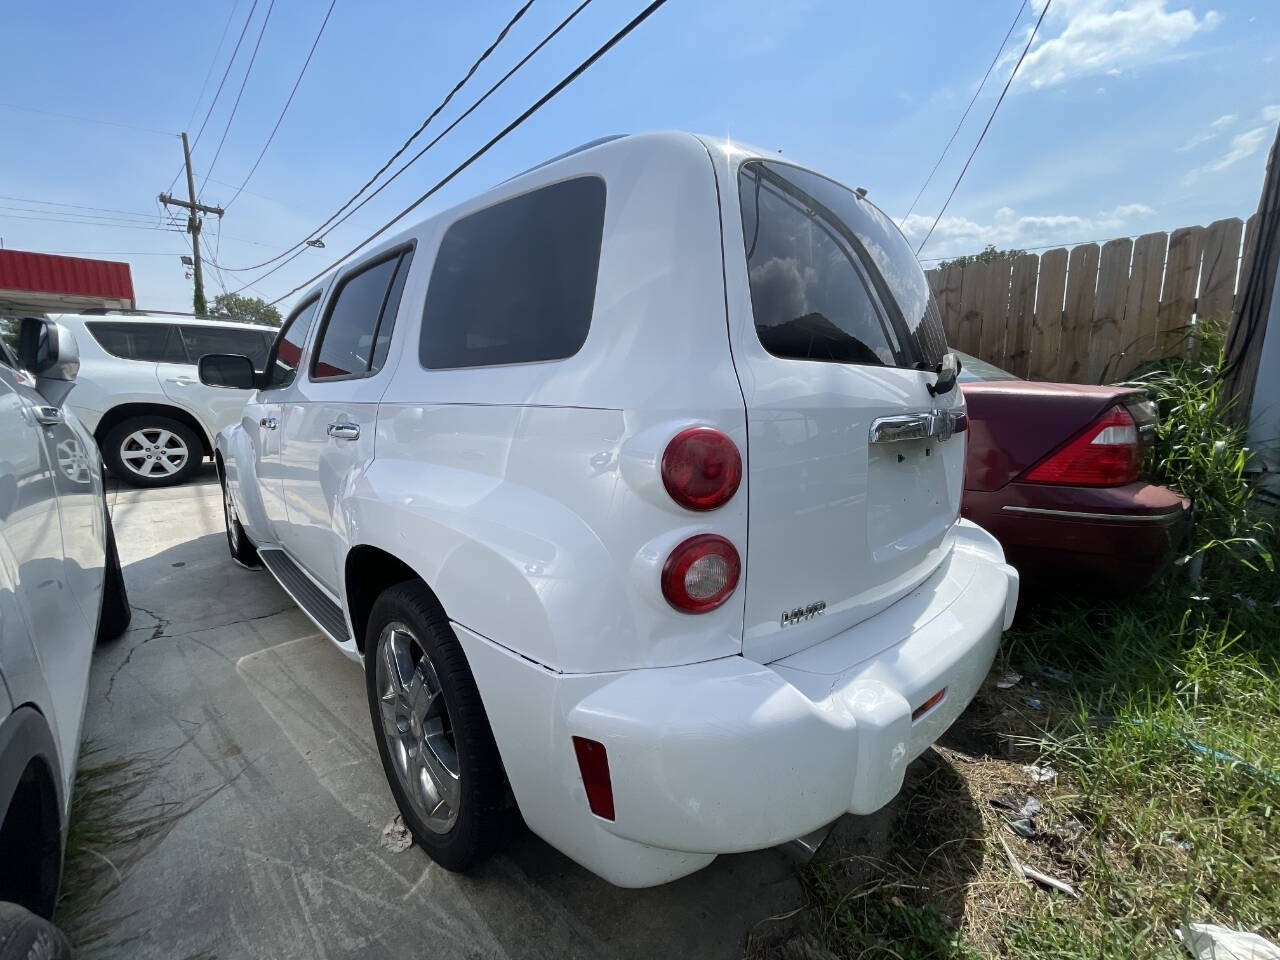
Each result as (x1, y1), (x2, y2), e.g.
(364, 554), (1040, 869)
(202, 132), (1019, 887)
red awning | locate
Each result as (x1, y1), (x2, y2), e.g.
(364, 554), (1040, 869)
(0, 249), (136, 313)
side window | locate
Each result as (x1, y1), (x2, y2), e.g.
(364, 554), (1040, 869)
(86, 322), (179, 362)
(311, 249), (411, 380)
(420, 176), (605, 370)
(266, 299), (320, 390)
(179, 325), (272, 370)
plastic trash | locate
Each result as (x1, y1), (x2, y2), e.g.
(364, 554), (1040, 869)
(996, 671), (1022, 689)
(379, 814), (413, 853)
(1022, 764), (1058, 784)
(1177, 924), (1280, 959)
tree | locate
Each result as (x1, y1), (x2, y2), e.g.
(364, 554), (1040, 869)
(209, 293), (281, 327)
(935, 244), (1027, 270)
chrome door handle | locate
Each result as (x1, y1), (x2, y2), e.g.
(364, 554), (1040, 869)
(33, 405), (64, 426)
(327, 422), (360, 441)
(259, 416), (278, 430)
(869, 413), (932, 443)
(167, 376), (198, 386)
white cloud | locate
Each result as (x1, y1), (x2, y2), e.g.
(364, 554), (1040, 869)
(899, 201), (1155, 259)
(1176, 113), (1238, 152)
(1010, 0), (1220, 90)
(1184, 126), (1270, 183)
(1263, 104), (1280, 123)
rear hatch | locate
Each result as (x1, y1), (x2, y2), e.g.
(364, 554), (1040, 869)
(723, 157), (965, 664)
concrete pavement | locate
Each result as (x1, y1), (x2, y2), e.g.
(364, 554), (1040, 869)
(81, 467), (801, 958)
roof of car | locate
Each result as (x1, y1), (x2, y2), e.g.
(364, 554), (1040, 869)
(53, 312), (274, 332)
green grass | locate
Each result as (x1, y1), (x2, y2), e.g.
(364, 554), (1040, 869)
(768, 345), (1280, 958)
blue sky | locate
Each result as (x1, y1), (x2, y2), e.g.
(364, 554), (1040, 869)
(2, 0), (1277, 314)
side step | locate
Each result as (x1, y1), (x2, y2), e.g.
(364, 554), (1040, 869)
(259, 548), (350, 644)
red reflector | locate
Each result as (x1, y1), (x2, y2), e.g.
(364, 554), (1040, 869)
(912, 688), (946, 722)
(572, 736), (615, 820)
(661, 534), (741, 613)
(1023, 404), (1141, 487)
(661, 427), (742, 511)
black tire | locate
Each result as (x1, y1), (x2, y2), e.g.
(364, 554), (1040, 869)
(364, 582), (513, 871)
(96, 512), (131, 642)
(102, 415), (203, 488)
(0, 902), (72, 960)
(219, 468), (261, 568)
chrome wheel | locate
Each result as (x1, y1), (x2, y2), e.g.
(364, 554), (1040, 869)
(375, 621), (460, 834)
(119, 428), (188, 478)
(223, 483), (240, 552)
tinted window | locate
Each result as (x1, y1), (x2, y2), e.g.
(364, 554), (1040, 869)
(738, 161), (947, 369)
(420, 176), (605, 370)
(179, 325), (272, 370)
(87, 321), (179, 362)
(267, 299), (320, 389)
(311, 250), (411, 380)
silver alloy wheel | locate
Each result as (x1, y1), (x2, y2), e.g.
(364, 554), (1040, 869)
(223, 482), (240, 552)
(376, 621), (461, 834)
(119, 428), (188, 478)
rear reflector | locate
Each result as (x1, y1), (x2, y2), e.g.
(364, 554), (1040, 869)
(1023, 404), (1141, 487)
(661, 534), (741, 613)
(912, 688), (946, 722)
(572, 736), (615, 820)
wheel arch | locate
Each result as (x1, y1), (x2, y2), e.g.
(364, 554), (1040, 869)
(344, 545), (443, 656)
(93, 403), (213, 458)
(0, 705), (65, 919)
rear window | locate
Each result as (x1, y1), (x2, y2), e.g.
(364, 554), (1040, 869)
(86, 321), (181, 362)
(420, 176), (606, 370)
(179, 325), (273, 370)
(738, 160), (947, 370)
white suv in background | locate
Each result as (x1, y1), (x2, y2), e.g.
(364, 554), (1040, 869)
(52, 314), (276, 487)
(206, 133), (1019, 888)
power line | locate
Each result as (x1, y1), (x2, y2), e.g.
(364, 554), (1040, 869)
(0, 213), (186, 233)
(220, 0), (538, 273)
(0, 102), (175, 138)
(0, 204), (163, 226)
(915, 0), (1052, 256)
(902, 0), (1026, 223)
(256, 0), (673, 306)
(0, 195), (160, 220)
(166, 0), (261, 195)
(187, 0), (243, 130)
(198, 0), (278, 197)
(222, 0), (337, 212)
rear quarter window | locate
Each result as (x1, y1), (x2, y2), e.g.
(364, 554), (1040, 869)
(86, 321), (181, 362)
(419, 176), (606, 370)
(738, 160), (947, 370)
(179, 325), (274, 370)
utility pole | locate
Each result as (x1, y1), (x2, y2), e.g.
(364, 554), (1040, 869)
(160, 131), (223, 315)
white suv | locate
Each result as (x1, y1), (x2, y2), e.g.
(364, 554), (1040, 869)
(52, 313), (276, 487)
(206, 133), (1019, 888)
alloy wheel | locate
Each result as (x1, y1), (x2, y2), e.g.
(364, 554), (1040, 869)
(375, 621), (461, 833)
(223, 483), (240, 552)
(120, 428), (188, 478)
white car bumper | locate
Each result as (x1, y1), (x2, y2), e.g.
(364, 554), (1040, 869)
(457, 520), (1017, 887)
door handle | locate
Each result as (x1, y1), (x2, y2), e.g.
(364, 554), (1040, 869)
(869, 413), (933, 443)
(259, 416), (278, 430)
(33, 405), (64, 427)
(327, 422), (360, 441)
(167, 376), (198, 386)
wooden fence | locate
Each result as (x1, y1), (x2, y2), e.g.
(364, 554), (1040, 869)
(924, 215), (1261, 383)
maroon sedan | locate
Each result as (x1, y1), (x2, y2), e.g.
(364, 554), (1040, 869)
(956, 352), (1189, 589)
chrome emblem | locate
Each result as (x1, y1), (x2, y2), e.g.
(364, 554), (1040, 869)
(781, 601), (826, 628)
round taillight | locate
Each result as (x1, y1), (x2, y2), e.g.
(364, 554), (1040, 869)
(661, 427), (742, 511)
(661, 534), (741, 613)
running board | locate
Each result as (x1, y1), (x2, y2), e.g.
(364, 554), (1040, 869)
(258, 548), (350, 644)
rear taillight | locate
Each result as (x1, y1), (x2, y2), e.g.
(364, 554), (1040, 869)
(1023, 404), (1141, 486)
(661, 534), (740, 613)
(661, 427), (742, 511)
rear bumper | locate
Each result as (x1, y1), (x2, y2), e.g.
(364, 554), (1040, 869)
(456, 520), (1017, 887)
(962, 481), (1188, 588)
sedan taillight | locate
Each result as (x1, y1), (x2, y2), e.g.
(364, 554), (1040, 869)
(1023, 404), (1141, 486)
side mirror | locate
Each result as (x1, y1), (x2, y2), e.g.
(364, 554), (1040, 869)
(198, 353), (258, 390)
(18, 317), (79, 406)
(927, 352), (961, 397)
